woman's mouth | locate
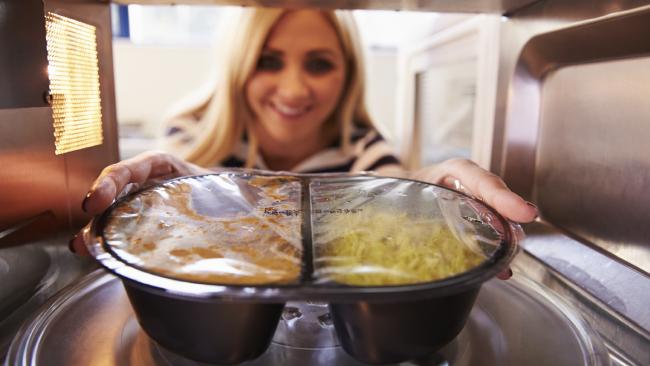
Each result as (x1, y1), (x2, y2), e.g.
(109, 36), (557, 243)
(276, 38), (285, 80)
(270, 102), (310, 119)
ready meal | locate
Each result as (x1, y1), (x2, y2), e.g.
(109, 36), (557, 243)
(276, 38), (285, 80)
(103, 176), (303, 285)
(314, 207), (486, 286)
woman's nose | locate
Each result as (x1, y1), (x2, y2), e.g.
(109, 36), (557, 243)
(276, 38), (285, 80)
(276, 67), (310, 101)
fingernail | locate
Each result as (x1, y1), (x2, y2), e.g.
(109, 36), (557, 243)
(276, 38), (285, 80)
(68, 235), (77, 253)
(81, 191), (92, 212)
(499, 268), (513, 280)
(526, 201), (539, 217)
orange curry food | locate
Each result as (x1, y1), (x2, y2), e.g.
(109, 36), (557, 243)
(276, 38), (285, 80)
(103, 176), (303, 285)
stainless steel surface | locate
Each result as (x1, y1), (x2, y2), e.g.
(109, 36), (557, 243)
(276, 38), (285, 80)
(0, 108), (69, 243)
(0, 0), (50, 109)
(494, 4), (650, 273)
(6, 268), (610, 366)
(521, 222), (650, 365)
(535, 56), (650, 272)
(0, 0), (120, 246)
(0, 237), (96, 358)
(0, 247), (50, 319)
(491, 0), (650, 178)
(485, 3), (650, 362)
(112, 0), (539, 13)
(487, 2), (650, 364)
(0, 246), (50, 355)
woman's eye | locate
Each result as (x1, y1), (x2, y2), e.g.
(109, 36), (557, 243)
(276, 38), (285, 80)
(257, 55), (283, 71)
(305, 58), (335, 74)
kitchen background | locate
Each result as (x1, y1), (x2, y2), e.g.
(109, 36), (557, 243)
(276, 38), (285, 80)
(110, 4), (493, 168)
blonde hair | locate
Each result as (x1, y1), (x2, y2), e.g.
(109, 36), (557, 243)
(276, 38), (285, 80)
(164, 8), (374, 168)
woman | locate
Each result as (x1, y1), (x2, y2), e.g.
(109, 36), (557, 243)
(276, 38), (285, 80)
(162, 7), (402, 175)
(71, 8), (536, 279)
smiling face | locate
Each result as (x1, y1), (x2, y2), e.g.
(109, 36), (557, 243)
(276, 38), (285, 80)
(245, 10), (347, 156)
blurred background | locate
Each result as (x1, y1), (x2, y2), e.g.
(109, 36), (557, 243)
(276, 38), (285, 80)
(110, 5), (496, 169)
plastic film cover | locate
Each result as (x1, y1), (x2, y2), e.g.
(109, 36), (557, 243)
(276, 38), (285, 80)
(103, 174), (303, 285)
(310, 177), (502, 286)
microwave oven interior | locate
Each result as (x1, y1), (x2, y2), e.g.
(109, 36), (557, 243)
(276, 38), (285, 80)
(1, 0), (649, 365)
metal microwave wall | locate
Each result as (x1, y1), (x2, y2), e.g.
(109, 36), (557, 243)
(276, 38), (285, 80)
(0, 0), (49, 109)
(0, 0), (119, 247)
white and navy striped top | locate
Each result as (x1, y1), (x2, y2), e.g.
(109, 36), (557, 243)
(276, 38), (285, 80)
(226, 128), (401, 173)
(167, 125), (402, 174)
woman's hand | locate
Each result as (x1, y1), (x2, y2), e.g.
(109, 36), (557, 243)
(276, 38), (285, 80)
(69, 151), (210, 255)
(411, 159), (538, 280)
(412, 158), (537, 223)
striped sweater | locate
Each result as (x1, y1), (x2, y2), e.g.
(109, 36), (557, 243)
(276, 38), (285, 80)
(166, 124), (402, 173)
(224, 128), (401, 173)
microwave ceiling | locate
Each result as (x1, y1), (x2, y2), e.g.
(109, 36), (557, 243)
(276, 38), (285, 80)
(110, 0), (540, 13)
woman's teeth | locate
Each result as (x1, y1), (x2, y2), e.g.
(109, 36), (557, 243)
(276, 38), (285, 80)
(273, 104), (307, 116)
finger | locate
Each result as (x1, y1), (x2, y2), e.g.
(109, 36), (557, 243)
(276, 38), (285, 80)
(474, 173), (537, 223)
(82, 173), (119, 215)
(82, 152), (197, 215)
(68, 231), (90, 256)
(432, 160), (538, 223)
(497, 268), (513, 280)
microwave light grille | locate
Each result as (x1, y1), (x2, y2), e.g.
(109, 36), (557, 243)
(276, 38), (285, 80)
(45, 12), (103, 155)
